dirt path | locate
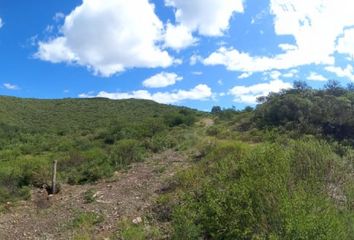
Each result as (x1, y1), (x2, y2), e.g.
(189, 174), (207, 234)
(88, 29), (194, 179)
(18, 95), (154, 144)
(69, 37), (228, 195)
(0, 150), (188, 240)
(199, 118), (214, 127)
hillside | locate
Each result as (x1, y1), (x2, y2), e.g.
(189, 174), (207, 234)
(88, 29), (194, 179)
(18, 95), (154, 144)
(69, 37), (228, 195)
(0, 88), (354, 239)
(0, 96), (198, 132)
(0, 96), (200, 203)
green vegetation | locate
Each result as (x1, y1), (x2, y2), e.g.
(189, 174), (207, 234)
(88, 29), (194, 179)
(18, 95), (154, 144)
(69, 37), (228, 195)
(169, 139), (353, 239)
(0, 97), (199, 203)
(152, 80), (354, 239)
(115, 218), (161, 240)
(1, 80), (354, 239)
(255, 80), (354, 143)
(70, 211), (104, 239)
(70, 211), (104, 229)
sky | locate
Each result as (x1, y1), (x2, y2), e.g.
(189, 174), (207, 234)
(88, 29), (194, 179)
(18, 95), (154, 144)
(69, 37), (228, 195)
(0, 0), (354, 111)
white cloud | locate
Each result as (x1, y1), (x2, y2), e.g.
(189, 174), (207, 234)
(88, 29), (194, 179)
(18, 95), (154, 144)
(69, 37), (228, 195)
(264, 70), (298, 80)
(278, 44), (297, 51)
(336, 28), (354, 60)
(229, 79), (291, 104)
(325, 65), (354, 81)
(283, 69), (299, 78)
(36, 0), (174, 77)
(37, 37), (77, 63)
(143, 72), (183, 88)
(78, 92), (94, 98)
(0, 18), (3, 29)
(204, 0), (354, 73)
(79, 84), (212, 104)
(3, 83), (19, 90)
(271, 0), (354, 63)
(164, 23), (197, 50)
(238, 72), (252, 79)
(269, 70), (281, 80)
(165, 0), (244, 36)
(203, 46), (333, 73)
(189, 54), (202, 65)
(307, 72), (327, 81)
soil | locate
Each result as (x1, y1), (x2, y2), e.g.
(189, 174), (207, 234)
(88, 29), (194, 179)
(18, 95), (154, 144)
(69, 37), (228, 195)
(0, 150), (188, 240)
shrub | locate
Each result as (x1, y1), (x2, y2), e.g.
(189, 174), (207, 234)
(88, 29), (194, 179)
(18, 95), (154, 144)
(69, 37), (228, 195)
(109, 139), (145, 169)
(171, 140), (352, 239)
(146, 132), (177, 153)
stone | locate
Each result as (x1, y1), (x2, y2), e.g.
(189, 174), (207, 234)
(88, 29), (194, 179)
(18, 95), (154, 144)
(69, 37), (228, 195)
(132, 217), (142, 224)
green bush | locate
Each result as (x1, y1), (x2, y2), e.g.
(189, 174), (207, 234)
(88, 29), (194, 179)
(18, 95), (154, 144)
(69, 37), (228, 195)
(109, 139), (145, 169)
(146, 132), (177, 153)
(171, 140), (352, 239)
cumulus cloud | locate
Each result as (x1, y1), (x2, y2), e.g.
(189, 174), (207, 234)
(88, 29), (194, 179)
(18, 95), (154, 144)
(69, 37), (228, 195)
(36, 0), (174, 77)
(203, 46), (333, 73)
(163, 23), (197, 50)
(0, 18), (3, 29)
(325, 65), (354, 81)
(165, 0), (244, 36)
(336, 28), (354, 60)
(79, 84), (212, 104)
(3, 83), (19, 90)
(307, 72), (327, 81)
(143, 72), (183, 88)
(204, 0), (354, 72)
(229, 79), (291, 104)
(163, 0), (245, 50)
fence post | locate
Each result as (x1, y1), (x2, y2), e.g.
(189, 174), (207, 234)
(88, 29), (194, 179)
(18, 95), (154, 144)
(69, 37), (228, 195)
(51, 160), (57, 194)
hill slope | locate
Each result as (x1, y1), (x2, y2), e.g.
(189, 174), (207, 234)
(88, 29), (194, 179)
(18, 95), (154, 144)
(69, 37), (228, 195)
(0, 96), (200, 204)
(0, 96), (197, 132)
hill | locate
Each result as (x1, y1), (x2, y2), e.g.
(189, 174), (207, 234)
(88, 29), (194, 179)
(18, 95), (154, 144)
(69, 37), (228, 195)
(0, 87), (354, 239)
(0, 96), (200, 203)
(0, 96), (198, 132)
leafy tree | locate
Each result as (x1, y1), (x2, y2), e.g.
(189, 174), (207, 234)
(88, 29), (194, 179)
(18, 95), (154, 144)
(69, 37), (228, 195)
(211, 106), (222, 114)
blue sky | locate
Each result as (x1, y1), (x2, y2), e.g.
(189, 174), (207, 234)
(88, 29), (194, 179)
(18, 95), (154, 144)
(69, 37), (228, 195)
(1, 0), (354, 111)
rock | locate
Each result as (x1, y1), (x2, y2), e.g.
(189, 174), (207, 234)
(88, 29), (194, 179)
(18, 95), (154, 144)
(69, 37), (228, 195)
(132, 217), (142, 224)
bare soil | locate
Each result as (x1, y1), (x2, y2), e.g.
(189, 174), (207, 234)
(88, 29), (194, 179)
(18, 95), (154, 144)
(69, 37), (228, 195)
(0, 150), (188, 240)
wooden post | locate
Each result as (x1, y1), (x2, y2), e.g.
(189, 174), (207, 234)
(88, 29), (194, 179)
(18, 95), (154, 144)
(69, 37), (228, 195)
(51, 160), (57, 194)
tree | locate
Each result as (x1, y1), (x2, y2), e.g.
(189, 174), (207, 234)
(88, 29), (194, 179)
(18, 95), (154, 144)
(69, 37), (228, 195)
(347, 82), (354, 91)
(324, 79), (345, 96)
(293, 80), (310, 91)
(211, 106), (222, 114)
